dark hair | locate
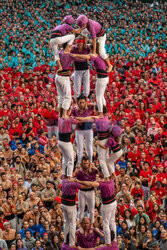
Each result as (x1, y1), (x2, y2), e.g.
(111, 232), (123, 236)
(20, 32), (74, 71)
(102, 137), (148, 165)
(144, 161), (150, 166)
(25, 230), (31, 234)
(135, 181), (141, 185)
(139, 216), (147, 226)
(46, 180), (53, 185)
(129, 226), (136, 237)
(124, 232), (131, 240)
(81, 155), (90, 162)
(124, 209), (133, 221)
(36, 170), (42, 173)
(138, 224), (147, 233)
(77, 94), (86, 102)
(11, 104), (16, 109)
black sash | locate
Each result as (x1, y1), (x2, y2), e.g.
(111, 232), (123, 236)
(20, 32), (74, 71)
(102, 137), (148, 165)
(75, 61), (88, 70)
(97, 28), (105, 37)
(111, 144), (121, 153)
(51, 30), (62, 39)
(98, 130), (110, 140)
(96, 69), (108, 78)
(61, 194), (76, 206)
(102, 194), (115, 205)
(80, 187), (94, 192)
(59, 132), (71, 142)
(57, 69), (70, 77)
(78, 122), (92, 130)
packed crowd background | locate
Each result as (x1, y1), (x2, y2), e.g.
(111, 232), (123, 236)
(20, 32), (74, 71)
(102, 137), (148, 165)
(0, 0), (167, 249)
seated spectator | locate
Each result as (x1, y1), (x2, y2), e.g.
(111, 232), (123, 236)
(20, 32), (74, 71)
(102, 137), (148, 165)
(41, 180), (56, 209)
(131, 181), (144, 202)
(2, 222), (16, 248)
(32, 240), (44, 250)
(143, 230), (158, 249)
(22, 230), (36, 250)
(26, 192), (40, 210)
(20, 221), (33, 239)
(117, 183), (131, 205)
(119, 232), (137, 250)
(16, 238), (27, 250)
(134, 205), (150, 226)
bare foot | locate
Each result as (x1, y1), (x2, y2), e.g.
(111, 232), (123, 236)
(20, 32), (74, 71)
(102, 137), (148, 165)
(62, 114), (69, 119)
(107, 64), (113, 73)
(99, 113), (104, 118)
(104, 177), (110, 182)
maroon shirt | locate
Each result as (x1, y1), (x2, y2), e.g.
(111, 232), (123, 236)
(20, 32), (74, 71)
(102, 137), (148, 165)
(61, 179), (81, 196)
(71, 106), (94, 130)
(99, 179), (115, 199)
(52, 24), (73, 36)
(77, 228), (99, 248)
(76, 168), (97, 182)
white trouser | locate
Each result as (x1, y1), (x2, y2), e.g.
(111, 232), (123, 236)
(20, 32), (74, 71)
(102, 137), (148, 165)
(96, 77), (109, 113)
(97, 138), (109, 178)
(61, 204), (76, 246)
(55, 75), (71, 110)
(106, 149), (123, 176)
(97, 34), (107, 60)
(50, 34), (75, 61)
(58, 140), (74, 177)
(78, 190), (95, 223)
(102, 200), (117, 244)
(72, 69), (90, 98)
(75, 129), (93, 163)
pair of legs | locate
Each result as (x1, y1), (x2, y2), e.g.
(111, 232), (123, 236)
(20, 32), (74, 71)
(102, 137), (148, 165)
(58, 140), (74, 177)
(96, 76), (109, 117)
(97, 138), (109, 178)
(75, 129), (93, 164)
(78, 190), (95, 224)
(102, 200), (117, 244)
(55, 75), (71, 118)
(50, 34), (75, 70)
(97, 34), (112, 72)
(105, 149), (123, 178)
(61, 204), (77, 247)
(72, 69), (90, 100)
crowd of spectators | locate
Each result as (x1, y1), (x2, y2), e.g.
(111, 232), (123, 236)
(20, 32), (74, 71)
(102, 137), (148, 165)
(0, 0), (166, 249)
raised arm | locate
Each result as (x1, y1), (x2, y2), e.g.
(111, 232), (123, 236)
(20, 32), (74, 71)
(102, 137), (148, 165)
(77, 180), (99, 188)
(96, 140), (107, 150)
(72, 28), (82, 34)
(71, 53), (91, 60)
(75, 116), (95, 122)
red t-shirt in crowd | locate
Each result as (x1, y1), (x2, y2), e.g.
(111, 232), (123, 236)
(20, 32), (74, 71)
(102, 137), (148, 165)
(131, 187), (144, 199)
